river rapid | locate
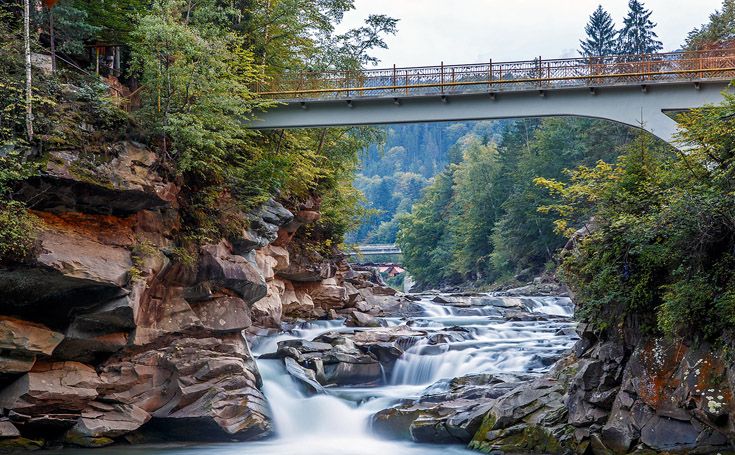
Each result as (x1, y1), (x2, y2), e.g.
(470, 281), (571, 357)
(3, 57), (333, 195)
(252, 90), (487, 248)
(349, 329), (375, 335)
(52, 294), (576, 455)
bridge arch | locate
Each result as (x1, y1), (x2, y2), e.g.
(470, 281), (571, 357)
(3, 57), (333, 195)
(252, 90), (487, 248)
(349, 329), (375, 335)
(251, 50), (735, 145)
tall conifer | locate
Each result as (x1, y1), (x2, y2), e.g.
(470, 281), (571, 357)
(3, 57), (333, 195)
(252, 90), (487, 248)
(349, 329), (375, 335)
(580, 5), (617, 57)
(617, 0), (663, 55)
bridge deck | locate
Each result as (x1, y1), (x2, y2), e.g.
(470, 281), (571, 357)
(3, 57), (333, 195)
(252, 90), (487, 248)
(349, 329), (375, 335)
(257, 49), (735, 101)
(347, 244), (402, 256)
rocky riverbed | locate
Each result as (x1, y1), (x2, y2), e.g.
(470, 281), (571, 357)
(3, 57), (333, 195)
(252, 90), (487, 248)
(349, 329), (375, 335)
(32, 292), (577, 455)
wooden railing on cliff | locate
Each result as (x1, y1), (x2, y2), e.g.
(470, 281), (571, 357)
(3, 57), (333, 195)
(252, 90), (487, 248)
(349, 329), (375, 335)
(256, 49), (735, 101)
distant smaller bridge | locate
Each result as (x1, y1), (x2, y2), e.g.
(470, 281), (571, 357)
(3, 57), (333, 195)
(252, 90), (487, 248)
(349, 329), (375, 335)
(347, 244), (402, 256)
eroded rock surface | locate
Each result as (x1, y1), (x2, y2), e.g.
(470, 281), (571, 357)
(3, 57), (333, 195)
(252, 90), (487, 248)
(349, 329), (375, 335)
(0, 140), (326, 448)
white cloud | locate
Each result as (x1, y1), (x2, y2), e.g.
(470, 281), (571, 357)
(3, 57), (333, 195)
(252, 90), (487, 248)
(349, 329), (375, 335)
(338, 0), (724, 67)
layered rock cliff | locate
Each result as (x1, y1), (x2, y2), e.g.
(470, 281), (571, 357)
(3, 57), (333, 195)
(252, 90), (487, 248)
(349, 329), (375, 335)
(0, 139), (402, 449)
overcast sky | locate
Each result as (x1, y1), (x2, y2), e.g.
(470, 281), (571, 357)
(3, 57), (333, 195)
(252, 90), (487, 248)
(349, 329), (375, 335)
(338, 0), (724, 67)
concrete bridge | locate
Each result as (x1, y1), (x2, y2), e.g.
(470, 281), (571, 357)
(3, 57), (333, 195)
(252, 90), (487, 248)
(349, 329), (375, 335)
(252, 49), (735, 143)
(347, 244), (402, 257)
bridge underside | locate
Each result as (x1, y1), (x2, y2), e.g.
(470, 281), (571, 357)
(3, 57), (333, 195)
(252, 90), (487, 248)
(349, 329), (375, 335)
(252, 80), (731, 144)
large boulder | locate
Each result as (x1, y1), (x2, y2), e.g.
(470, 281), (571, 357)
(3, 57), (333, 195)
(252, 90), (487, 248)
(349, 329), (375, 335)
(64, 401), (150, 447)
(266, 336), (383, 386)
(98, 334), (270, 442)
(280, 281), (314, 318)
(197, 242), (267, 304)
(469, 379), (571, 454)
(372, 374), (524, 443)
(131, 285), (202, 346)
(298, 280), (348, 310)
(230, 200), (293, 255)
(276, 247), (336, 282)
(250, 281), (283, 329)
(189, 295), (252, 333)
(0, 361), (100, 414)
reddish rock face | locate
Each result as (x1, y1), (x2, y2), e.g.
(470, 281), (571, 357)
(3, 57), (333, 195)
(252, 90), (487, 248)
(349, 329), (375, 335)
(190, 296), (252, 333)
(97, 335), (271, 441)
(0, 317), (64, 357)
(0, 361), (101, 415)
(0, 139), (348, 447)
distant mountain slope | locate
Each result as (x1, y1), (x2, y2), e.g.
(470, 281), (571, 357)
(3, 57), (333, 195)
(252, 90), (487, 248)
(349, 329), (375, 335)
(350, 121), (507, 244)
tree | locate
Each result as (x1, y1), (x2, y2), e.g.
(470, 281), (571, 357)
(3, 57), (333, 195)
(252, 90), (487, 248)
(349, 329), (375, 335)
(23, 0), (32, 143)
(617, 0), (663, 55)
(328, 14), (398, 69)
(537, 95), (735, 341)
(397, 171), (459, 286)
(579, 5), (617, 57)
(686, 0), (735, 49)
(38, 3), (100, 58)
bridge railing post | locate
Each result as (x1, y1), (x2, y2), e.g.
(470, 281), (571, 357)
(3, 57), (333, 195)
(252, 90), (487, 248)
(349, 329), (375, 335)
(441, 61), (445, 95)
(488, 59), (493, 92)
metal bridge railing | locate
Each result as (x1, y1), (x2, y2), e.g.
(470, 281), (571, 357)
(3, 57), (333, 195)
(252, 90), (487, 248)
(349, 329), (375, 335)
(256, 49), (735, 101)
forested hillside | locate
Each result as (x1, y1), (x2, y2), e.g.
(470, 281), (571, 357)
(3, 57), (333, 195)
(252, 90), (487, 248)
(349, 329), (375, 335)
(350, 121), (505, 243)
(395, 118), (636, 288)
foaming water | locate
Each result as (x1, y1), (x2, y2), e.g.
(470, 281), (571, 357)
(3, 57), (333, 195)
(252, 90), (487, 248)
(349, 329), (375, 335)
(522, 296), (574, 317)
(67, 293), (574, 455)
(248, 293), (576, 454)
(251, 319), (346, 355)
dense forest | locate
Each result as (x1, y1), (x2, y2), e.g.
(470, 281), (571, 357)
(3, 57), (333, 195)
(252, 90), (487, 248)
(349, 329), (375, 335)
(349, 121), (506, 244)
(0, 0), (397, 262)
(396, 118), (635, 287)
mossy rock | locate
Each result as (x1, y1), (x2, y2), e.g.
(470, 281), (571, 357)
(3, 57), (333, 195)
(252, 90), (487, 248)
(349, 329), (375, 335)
(469, 424), (566, 454)
(64, 432), (115, 448)
(0, 437), (44, 451)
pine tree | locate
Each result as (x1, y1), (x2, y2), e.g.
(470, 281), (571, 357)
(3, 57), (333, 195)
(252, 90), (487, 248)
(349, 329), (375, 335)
(686, 0), (735, 50)
(617, 0), (663, 55)
(579, 5), (617, 57)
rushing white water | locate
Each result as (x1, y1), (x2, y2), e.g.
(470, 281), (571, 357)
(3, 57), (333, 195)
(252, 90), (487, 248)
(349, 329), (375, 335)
(77, 293), (575, 455)
(389, 295), (575, 385)
(240, 294), (576, 455)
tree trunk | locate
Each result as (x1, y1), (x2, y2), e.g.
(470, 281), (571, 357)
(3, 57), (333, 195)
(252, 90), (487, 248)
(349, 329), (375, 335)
(49, 6), (56, 73)
(24, 0), (34, 143)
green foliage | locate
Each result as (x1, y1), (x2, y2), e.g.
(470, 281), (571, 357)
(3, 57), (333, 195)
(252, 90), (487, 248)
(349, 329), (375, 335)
(2, 0), (398, 256)
(396, 118), (633, 288)
(0, 201), (39, 263)
(62, 0), (150, 43)
(0, 7), (57, 148)
(36, 4), (100, 56)
(396, 171), (459, 286)
(540, 100), (735, 340)
(126, 0), (396, 248)
(0, 153), (40, 263)
(352, 121), (504, 244)
(327, 14), (399, 68)
(686, 0), (735, 49)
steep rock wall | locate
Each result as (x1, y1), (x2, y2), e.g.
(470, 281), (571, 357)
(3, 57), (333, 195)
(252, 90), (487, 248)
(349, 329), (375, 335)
(0, 140), (397, 449)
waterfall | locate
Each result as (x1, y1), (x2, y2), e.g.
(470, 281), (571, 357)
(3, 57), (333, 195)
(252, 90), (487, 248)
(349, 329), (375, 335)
(91, 293), (576, 455)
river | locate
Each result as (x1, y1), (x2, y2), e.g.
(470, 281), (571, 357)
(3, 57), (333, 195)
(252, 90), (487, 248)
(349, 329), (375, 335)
(50, 294), (576, 455)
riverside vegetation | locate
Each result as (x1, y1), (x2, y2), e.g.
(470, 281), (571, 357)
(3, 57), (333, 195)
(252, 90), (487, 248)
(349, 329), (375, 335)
(2, 0), (735, 453)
